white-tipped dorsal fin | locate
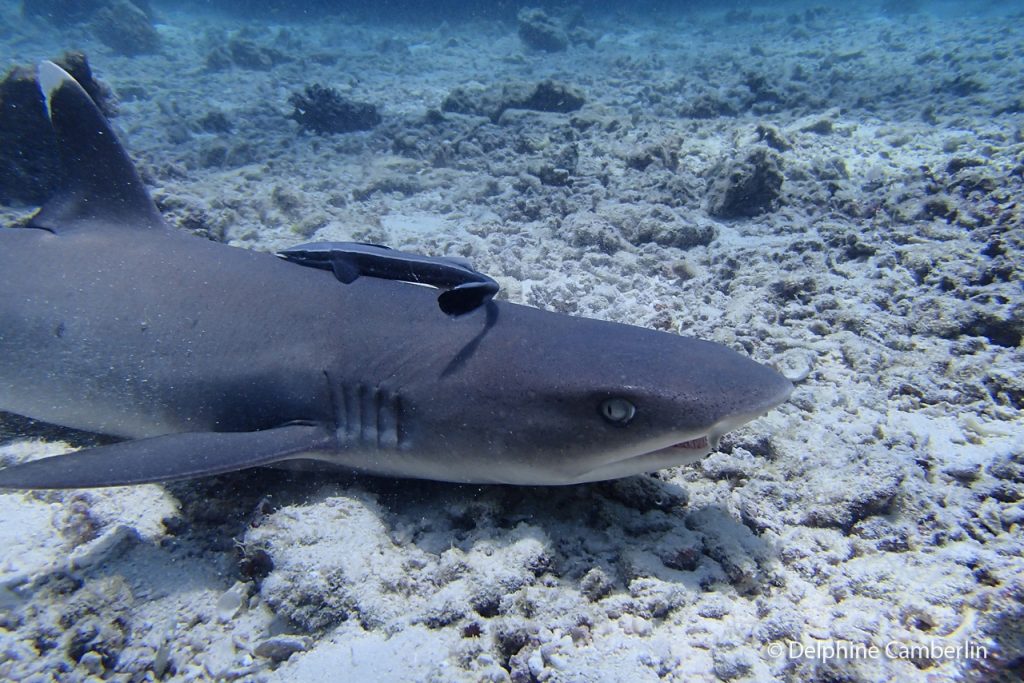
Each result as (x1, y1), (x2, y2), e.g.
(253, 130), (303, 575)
(29, 60), (167, 233)
(36, 60), (70, 120)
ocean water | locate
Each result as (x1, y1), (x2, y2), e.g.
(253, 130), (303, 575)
(1, 0), (1023, 681)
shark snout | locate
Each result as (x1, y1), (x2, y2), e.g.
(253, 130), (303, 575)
(738, 362), (794, 416)
(671, 339), (793, 432)
(696, 354), (791, 449)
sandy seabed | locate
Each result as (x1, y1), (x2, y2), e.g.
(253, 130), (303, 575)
(0, 1), (1022, 681)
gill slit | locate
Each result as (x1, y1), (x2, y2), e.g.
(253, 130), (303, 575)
(323, 370), (404, 451)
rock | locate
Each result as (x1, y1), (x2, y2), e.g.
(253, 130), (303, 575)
(49, 576), (134, 675)
(568, 26), (597, 49)
(626, 578), (689, 620)
(754, 123), (791, 151)
(559, 212), (627, 254)
(206, 37), (289, 71)
(596, 475), (688, 512)
(513, 81), (585, 115)
(22, 0), (92, 24)
(625, 139), (680, 172)
(918, 195), (956, 221)
(988, 452), (1024, 483)
(288, 84), (381, 134)
(849, 518), (911, 552)
(524, 140), (578, 187)
(24, 0), (157, 53)
(443, 81), (584, 123)
(79, 650), (104, 675)
(532, 164), (572, 186)
(706, 146), (784, 218)
(683, 91), (742, 119)
(517, 7), (568, 52)
(197, 110), (232, 134)
(22, 0), (149, 26)
(801, 469), (902, 532)
(609, 204), (717, 250)
(713, 648), (755, 680)
(580, 567), (614, 601)
(215, 581), (249, 622)
(440, 86), (496, 119)
(254, 635), (312, 661)
(91, 0), (160, 55)
(659, 543), (702, 571)
(806, 117), (836, 137)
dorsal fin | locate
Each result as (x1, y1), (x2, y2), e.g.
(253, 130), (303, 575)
(29, 61), (166, 232)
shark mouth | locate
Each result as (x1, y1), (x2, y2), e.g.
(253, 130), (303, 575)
(565, 435), (715, 484)
(671, 435), (709, 450)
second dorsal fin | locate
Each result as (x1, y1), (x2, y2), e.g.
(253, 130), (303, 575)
(29, 61), (166, 233)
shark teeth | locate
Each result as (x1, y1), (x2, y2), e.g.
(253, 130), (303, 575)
(672, 435), (709, 450)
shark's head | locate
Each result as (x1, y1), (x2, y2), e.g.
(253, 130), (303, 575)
(401, 301), (793, 485)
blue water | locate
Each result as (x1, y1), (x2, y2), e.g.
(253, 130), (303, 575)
(186, 0), (1022, 21)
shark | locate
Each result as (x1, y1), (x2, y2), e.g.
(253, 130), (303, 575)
(0, 62), (792, 489)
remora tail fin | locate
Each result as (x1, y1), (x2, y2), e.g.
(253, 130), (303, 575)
(30, 61), (166, 233)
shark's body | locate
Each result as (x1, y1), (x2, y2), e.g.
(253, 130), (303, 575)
(0, 63), (791, 489)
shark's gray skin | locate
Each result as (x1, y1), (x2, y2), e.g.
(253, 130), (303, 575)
(0, 62), (792, 489)
(278, 241), (500, 316)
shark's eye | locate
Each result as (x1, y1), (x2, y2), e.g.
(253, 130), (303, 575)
(600, 398), (636, 426)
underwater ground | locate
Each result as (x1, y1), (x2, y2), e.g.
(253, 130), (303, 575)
(1, 0), (1023, 681)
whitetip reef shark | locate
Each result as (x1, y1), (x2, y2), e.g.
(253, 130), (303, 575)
(0, 62), (792, 489)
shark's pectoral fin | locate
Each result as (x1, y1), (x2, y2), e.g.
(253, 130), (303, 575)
(0, 424), (335, 490)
